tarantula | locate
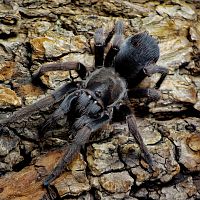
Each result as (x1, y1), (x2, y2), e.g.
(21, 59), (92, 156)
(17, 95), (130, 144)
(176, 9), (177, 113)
(0, 21), (168, 187)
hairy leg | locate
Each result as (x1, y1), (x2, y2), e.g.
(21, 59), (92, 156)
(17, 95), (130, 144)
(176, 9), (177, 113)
(40, 91), (78, 133)
(126, 113), (153, 171)
(94, 28), (105, 67)
(143, 65), (168, 89)
(104, 20), (124, 68)
(0, 82), (78, 126)
(94, 20), (124, 68)
(32, 61), (87, 81)
(114, 104), (153, 171)
(128, 88), (161, 102)
(43, 114), (110, 186)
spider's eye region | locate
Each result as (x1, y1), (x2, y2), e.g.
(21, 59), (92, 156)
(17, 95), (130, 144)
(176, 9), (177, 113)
(95, 90), (102, 97)
(96, 43), (104, 46)
(113, 46), (119, 51)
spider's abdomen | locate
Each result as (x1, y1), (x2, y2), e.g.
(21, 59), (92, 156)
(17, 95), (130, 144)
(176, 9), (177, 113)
(114, 32), (160, 86)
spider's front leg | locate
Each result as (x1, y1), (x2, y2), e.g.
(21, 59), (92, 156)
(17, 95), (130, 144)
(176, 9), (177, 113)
(0, 82), (78, 126)
(0, 60), (88, 127)
(32, 61), (87, 81)
(40, 91), (78, 133)
(43, 114), (110, 186)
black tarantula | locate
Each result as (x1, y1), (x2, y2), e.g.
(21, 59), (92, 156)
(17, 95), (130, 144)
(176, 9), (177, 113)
(0, 21), (168, 187)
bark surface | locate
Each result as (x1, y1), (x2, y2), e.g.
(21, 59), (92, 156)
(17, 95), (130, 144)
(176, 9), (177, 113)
(0, 0), (200, 199)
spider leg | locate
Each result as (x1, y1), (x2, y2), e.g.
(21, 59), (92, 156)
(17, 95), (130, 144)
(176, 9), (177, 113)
(93, 23), (115, 60)
(45, 185), (61, 200)
(94, 28), (105, 67)
(114, 104), (153, 172)
(104, 20), (124, 47)
(32, 61), (87, 81)
(0, 82), (78, 126)
(104, 20), (124, 68)
(94, 21), (124, 68)
(43, 114), (110, 186)
(128, 88), (161, 102)
(143, 65), (168, 89)
(127, 113), (153, 171)
(40, 91), (78, 134)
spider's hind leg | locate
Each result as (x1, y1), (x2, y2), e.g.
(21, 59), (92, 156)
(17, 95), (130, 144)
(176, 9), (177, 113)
(128, 88), (161, 102)
(104, 20), (124, 68)
(94, 27), (105, 68)
(143, 64), (168, 89)
(94, 20), (124, 68)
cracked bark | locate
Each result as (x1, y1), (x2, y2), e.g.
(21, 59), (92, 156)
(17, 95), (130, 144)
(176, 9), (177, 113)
(0, 0), (200, 199)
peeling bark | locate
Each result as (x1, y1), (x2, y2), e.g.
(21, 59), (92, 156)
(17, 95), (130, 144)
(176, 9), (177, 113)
(0, 0), (200, 199)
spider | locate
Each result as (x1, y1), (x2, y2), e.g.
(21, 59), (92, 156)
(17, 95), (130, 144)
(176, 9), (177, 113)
(0, 20), (168, 187)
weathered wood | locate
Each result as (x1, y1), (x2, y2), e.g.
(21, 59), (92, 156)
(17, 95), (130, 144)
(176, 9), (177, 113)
(0, 0), (200, 199)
